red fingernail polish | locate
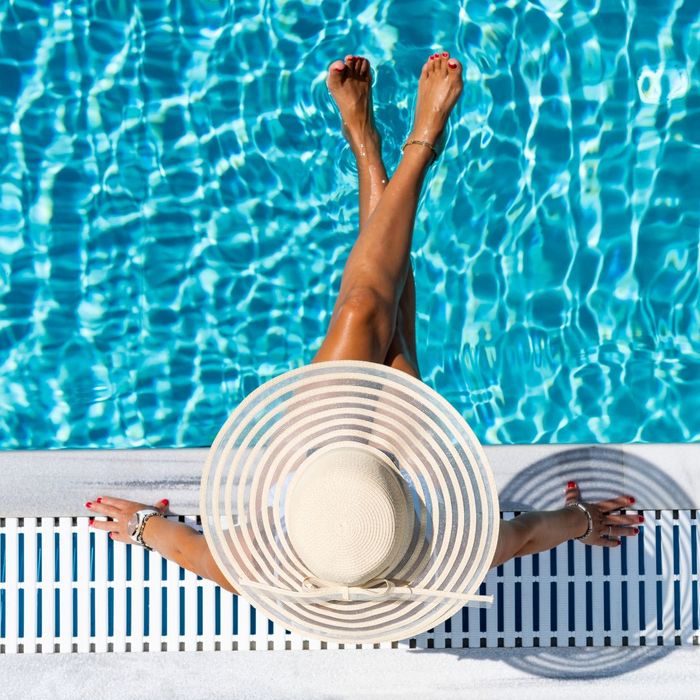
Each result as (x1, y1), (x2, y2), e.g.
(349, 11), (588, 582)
(638, 515), (644, 522)
(96, 497), (102, 503)
(633, 528), (639, 534)
(85, 501), (92, 508)
(89, 518), (94, 525)
(161, 499), (169, 506)
(629, 497), (636, 504)
(567, 481), (576, 489)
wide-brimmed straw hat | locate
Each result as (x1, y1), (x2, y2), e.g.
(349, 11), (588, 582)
(200, 360), (500, 645)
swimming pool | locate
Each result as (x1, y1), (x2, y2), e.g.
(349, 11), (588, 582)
(0, 0), (698, 449)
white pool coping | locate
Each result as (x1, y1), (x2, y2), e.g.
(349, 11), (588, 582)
(4, 645), (700, 699)
(1, 443), (698, 516)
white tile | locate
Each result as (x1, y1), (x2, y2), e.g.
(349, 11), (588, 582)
(1, 444), (698, 517)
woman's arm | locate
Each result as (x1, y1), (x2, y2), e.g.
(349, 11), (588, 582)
(158, 524), (239, 595)
(489, 482), (641, 569)
(141, 516), (238, 593)
(490, 507), (587, 569)
(87, 495), (238, 593)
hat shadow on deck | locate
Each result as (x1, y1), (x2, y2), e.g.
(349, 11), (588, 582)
(406, 445), (695, 680)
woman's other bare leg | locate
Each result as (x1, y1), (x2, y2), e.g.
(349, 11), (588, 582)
(317, 54), (421, 377)
(313, 52), (463, 365)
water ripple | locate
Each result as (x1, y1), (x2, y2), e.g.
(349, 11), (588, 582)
(0, 0), (698, 448)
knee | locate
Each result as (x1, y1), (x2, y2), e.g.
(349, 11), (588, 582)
(336, 287), (394, 348)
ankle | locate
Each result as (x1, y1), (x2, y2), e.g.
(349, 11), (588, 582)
(402, 138), (437, 162)
(400, 140), (436, 167)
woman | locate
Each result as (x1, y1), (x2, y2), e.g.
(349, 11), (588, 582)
(84, 52), (641, 595)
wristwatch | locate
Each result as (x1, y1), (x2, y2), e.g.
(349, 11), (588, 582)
(127, 508), (163, 551)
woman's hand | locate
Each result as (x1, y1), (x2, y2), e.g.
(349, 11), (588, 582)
(84, 496), (169, 544)
(565, 481), (643, 546)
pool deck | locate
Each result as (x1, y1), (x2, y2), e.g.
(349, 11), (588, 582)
(1, 443), (699, 698)
(1, 442), (698, 516)
(3, 643), (700, 699)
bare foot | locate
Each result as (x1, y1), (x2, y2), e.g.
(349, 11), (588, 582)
(326, 55), (382, 162)
(406, 51), (463, 155)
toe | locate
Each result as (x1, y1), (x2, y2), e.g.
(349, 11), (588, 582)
(328, 60), (346, 79)
(359, 57), (370, 77)
(447, 57), (463, 74)
(327, 60), (346, 89)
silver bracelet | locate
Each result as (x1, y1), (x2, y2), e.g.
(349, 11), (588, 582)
(566, 501), (593, 541)
(136, 512), (163, 551)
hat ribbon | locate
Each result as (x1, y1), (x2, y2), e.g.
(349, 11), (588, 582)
(235, 576), (494, 605)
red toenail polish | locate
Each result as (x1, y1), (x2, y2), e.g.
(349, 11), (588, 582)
(429, 55), (434, 60)
(448, 60), (458, 68)
(442, 52), (449, 57)
(333, 65), (344, 71)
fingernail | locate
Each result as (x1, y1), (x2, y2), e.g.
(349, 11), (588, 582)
(161, 499), (169, 506)
(629, 497), (636, 504)
(85, 501), (92, 508)
(448, 60), (458, 68)
(633, 528), (639, 534)
(96, 497), (102, 503)
(638, 515), (645, 523)
(89, 518), (94, 525)
(567, 481), (576, 489)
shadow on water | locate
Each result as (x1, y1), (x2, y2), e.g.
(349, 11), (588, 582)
(406, 445), (696, 679)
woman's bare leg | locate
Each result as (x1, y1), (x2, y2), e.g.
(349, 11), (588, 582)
(316, 54), (420, 377)
(313, 52), (463, 367)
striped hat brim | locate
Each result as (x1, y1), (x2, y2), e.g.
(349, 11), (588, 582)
(200, 360), (500, 645)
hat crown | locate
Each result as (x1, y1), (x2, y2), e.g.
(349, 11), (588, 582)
(285, 446), (414, 587)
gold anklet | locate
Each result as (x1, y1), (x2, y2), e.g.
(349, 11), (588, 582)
(402, 139), (438, 163)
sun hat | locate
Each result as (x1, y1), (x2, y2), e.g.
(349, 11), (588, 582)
(200, 360), (500, 645)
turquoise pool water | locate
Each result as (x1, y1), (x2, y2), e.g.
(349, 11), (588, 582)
(0, 0), (698, 449)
